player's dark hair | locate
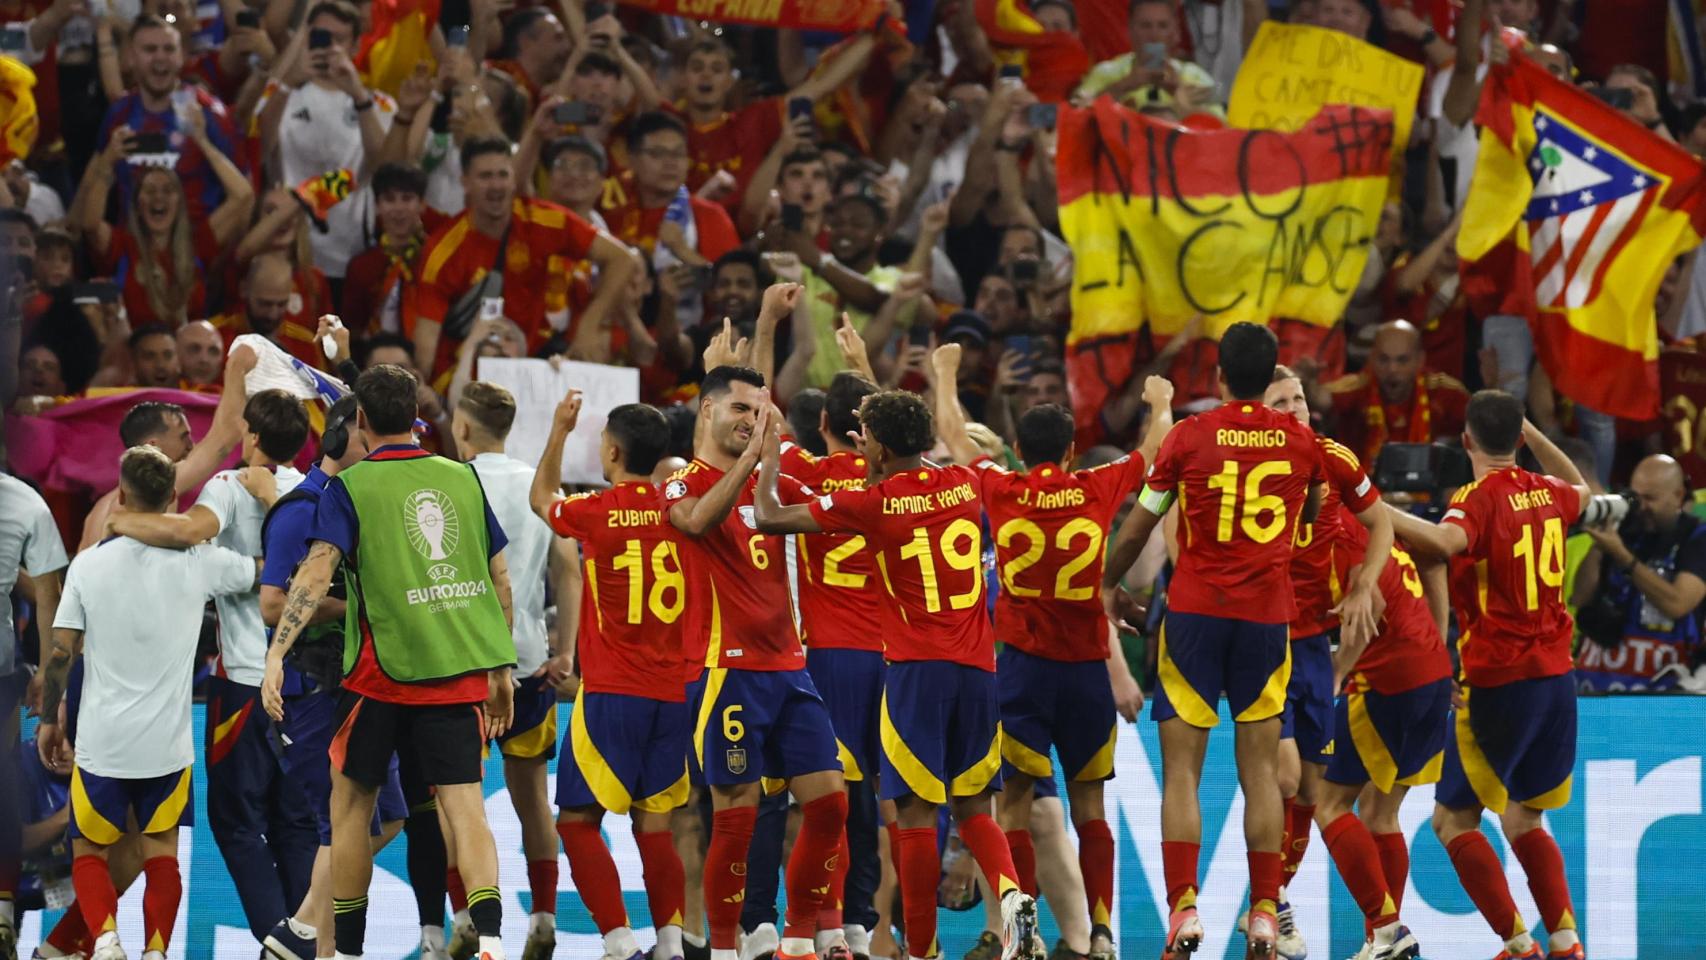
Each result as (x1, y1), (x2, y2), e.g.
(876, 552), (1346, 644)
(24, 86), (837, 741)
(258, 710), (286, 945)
(860, 390), (934, 458)
(826, 372), (877, 447)
(457, 381), (518, 442)
(120, 400), (187, 447)
(700, 365), (766, 402)
(1218, 322), (1279, 400)
(120, 445), (177, 511)
(1016, 403), (1074, 466)
(628, 111), (688, 152)
(788, 389), (829, 456)
(459, 135), (514, 173)
(1272, 364), (1298, 383)
(355, 364), (419, 436)
(660, 402), (697, 459)
(244, 389), (310, 464)
(372, 162), (428, 199)
(606, 403), (671, 475)
(128, 323), (174, 352)
(1465, 389), (1525, 457)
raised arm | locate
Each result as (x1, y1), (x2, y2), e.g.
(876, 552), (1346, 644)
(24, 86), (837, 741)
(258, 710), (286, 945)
(531, 389), (582, 522)
(753, 408), (822, 534)
(787, 32), (877, 103)
(1383, 501), (1469, 559)
(1521, 419), (1591, 503)
(1135, 376), (1175, 464)
(174, 346), (257, 495)
(566, 236), (640, 360)
(262, 540), (344, 719)
(751, 282), (803, 391)
(930, 343), (981, 466)
(108, 504), (223, 548)
(1441, 0), (1487, 129)
(668, 419), (765, 538)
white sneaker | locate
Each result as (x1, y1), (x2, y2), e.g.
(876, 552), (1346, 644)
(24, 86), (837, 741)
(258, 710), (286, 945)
(844, 925), (871, 960)
(997, 890), (1044, 960)
(1365, 925), (1418, 960)
(421, 926), (451, 960)
(1342, 943), (1371, 960)
(739, 924), (779, 960)
(1274, 898), (1307, 960)
(89, 934), (126, 960)
(478, 935), (508, 960)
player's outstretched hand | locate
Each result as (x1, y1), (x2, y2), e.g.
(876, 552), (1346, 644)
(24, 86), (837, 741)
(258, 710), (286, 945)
(930, 341), (962, 382)
(1332, 583), (1383, 654)
(1142, 375), (1174, 410)
(704, 316), (751, 370)
(1102, 583), (1146, 635)
(261, 654), (287, 722)
(485, 669), (515, 738)
(760, 281), (803, 321)
(553, 387), (584, 435)
(239, 464), (278, 507)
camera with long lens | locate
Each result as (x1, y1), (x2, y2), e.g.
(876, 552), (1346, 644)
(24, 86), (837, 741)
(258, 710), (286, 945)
(1576, 491), (1636, 531)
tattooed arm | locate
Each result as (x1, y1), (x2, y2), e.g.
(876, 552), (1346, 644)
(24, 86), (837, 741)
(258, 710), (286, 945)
(260, 540), (343, 721)
(490, 550), (514, 633)
(35, 627), (85, 768)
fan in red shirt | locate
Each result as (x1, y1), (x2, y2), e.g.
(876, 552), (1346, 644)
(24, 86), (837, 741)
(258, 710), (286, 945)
(932, 345), (1173, 955)
(754, 372), (1045, 960)
(1100, 323), (1380, 959)
(529, 390), (692, 960)
(601, 112), (740, 264)
(207, 253), (331, 369)
(415, 136), (637, 386)
(341, 163), (450, 338)
(1261, 364), (1394, 950)
(660, 357), (847, 960)
(1386, 392), (1596, 960)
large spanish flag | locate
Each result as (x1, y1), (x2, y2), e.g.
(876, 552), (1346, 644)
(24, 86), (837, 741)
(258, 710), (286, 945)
(1058, 98), (1393, 438)
(357, 0), (441, 97)
(1457, 54), (1706, 421)
(974, 0), (1090, 103)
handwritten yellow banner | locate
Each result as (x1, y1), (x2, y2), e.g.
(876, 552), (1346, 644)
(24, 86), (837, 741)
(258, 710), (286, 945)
(1229, 22), (1424, 156)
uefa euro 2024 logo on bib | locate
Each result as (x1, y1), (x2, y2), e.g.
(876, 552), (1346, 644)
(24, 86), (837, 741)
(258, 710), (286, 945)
(404, 488), (461, 581)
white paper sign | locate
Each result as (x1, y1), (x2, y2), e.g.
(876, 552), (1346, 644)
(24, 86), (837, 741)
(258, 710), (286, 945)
(476, 357), (640, 486)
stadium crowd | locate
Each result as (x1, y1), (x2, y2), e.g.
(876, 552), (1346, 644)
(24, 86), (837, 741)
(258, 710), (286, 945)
(0, 0), (1702, 959)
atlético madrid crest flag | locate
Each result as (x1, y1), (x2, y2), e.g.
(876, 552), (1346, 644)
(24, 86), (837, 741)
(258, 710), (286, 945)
(1458, 54), (1706, 421)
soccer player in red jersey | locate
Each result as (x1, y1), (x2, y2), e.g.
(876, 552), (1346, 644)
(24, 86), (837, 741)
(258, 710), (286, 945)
(662, 353), (849, 960)
(529, 389), (692, 960)
(1099, 323), (1381, 960)
(1386, 393), (1602, 960)
(780, 370), (887, 959)
(1262, 366), (1394, 958)
(931, 345), (1173, 960)
(752, 381), (1045, 960)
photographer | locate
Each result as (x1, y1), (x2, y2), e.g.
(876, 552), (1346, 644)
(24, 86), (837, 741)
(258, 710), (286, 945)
(1573, 454), (1706, 692)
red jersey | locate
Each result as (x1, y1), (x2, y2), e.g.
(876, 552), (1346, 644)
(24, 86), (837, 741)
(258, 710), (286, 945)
(1338, 525), (1453, 695)
(662, 459), (806, 676)
(1147, 401), (1324, 623)
(98, 222), (221, 329)
(417, 198), (601, 377)
(685, 98), (784, 209)
(546, 481), (686, 701)
(602, 192), (740, 263)
(1326, 371), (1470, 467)
(808, 463), (997, 670)
(1442, 466), (1584, 687)
(973, 453), (1147, 662)
(208, 267), (333, 372)
(1289, 437), (1381, 638)
(782, 444), (884, 653)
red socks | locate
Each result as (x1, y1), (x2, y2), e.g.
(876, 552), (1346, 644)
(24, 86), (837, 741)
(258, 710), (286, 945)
(783, 792), (848, 940)
(141, 856), (182, 953)
(1076, 818), (1115, 928)
(1161, 840), (1199, 913)
(1248, 851), (1282, 912)
(1004, 829), (1038, 897)
(818, 829), (850, 932)
(635, 828), (688, 930)
(446, 866), (468, 913)
(72, 855), (119, 938)
(957, 814), (1020, 899)
(557, 821), (629, 934)
(706, 807), (759, 950)
(1511, 829), (1577, 937)
(1446, 832), (1525, 940)
(1281, 801), (1315, 883)
(1321, 815), (1397, 935)
(527, 858), (559, 917)
(894, 827), (940, 960)
(1373, 832), (1410, 910)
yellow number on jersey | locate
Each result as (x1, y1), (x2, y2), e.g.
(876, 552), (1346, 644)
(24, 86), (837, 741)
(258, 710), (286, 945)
(902, 518), (985, 613)
(611, 539), (685, 624)
(747, 534), (771, 569)
(1391, 546), (1424, 599)
(1512, 516), (1566, 611)
(994, 516), (1106, 601)
(996, 519), (1046, 598)
(1207, 459), (1293, 544)
(822, 536), (868, 589)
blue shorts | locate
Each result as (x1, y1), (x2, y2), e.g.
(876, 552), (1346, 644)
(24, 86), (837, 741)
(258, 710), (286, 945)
(1281, 633), (1335, 764)
(496, 674), (560, 760)
(879, 661), (1001, 805)
(1326, 678), (1451, 792)
(695, 667), (841, 787)
(558, 690), (691, 815)
(280, 687), (409, 845)
(1152, 612), (1291, 728)
(1437, 674), (1577, 814)
(807, 647), (886, 783)
(997, 647), (1116, 783)
(70, 766), (193, 843)
(687, 673), (708, 788)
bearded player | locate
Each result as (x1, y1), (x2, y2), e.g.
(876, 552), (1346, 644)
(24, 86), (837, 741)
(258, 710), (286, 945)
(753, 380), (1044, 960)
(531, 389), (692, 960)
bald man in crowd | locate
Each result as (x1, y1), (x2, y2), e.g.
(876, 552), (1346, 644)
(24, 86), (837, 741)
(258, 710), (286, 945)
(1324, 320), (1470, 466)
(178, 320), (226, 387)
(209, 254), (328, 369)
(1572, 454), (1706, 691)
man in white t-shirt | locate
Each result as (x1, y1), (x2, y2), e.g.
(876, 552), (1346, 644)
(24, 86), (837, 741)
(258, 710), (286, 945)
(447, 381), (576, 960)
(36, 446), (260, 960)
(109, 389), (320, 943)
(0, 469), (67, 955)
(263, 0), (396, 281)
